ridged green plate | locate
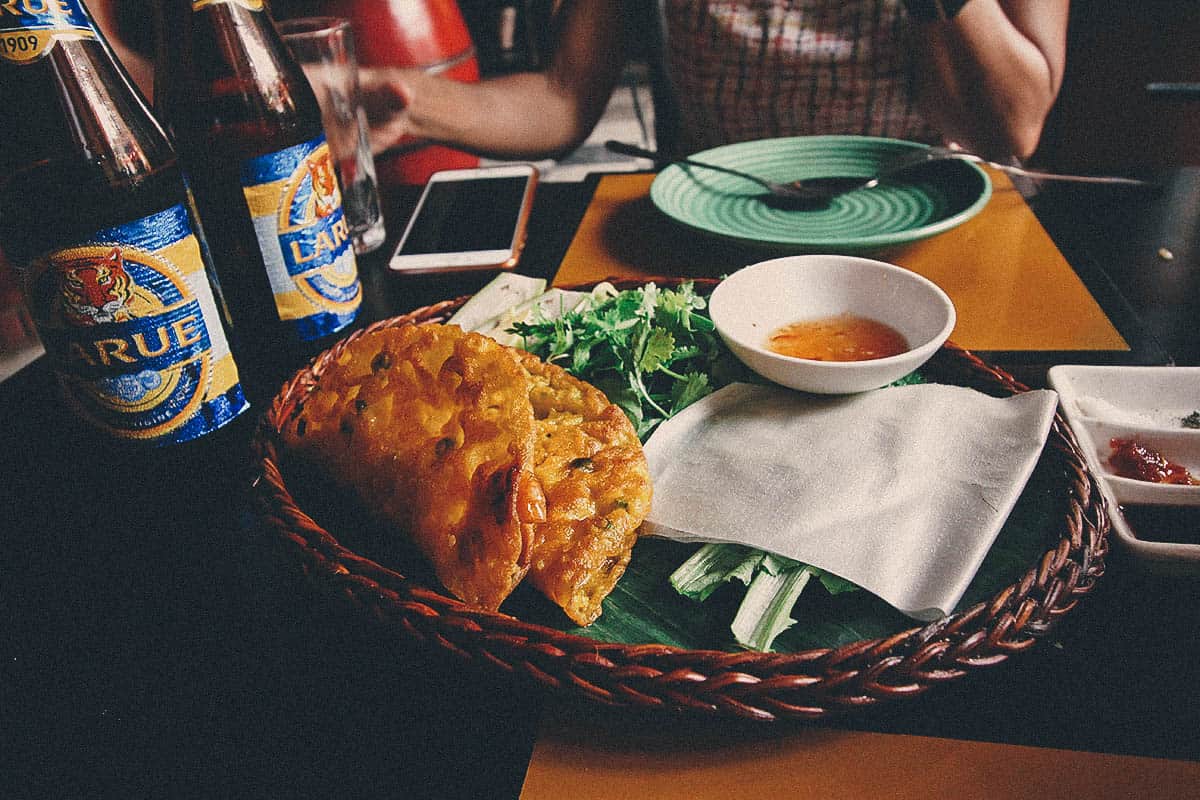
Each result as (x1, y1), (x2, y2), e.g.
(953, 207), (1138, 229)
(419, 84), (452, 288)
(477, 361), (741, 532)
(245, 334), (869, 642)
(650, 136), (992, 251)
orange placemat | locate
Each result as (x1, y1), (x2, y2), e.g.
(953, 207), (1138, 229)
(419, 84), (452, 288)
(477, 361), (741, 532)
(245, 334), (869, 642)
(551, 172), (1127, 352)
(520, 708), (1200, 800)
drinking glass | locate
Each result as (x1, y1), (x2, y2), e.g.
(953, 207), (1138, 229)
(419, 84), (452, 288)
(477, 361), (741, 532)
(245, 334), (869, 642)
(279, 16), (386, 255)
(313, 0), (482, 185)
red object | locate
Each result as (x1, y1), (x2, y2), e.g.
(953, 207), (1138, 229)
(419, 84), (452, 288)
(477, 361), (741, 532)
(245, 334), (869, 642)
(321, 0), (480, 185)
(1108, 438), (1199, 485)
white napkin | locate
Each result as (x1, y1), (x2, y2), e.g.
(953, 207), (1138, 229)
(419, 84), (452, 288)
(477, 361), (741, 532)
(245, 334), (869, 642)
(642, 382), (1059, 620)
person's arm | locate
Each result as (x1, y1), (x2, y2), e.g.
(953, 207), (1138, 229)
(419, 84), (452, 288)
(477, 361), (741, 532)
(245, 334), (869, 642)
(360, 0), (628, 160)
(909, 0), (1069, 160)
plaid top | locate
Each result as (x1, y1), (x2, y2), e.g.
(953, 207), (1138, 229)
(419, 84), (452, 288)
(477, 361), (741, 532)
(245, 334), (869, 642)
(662, 0), (941, 153)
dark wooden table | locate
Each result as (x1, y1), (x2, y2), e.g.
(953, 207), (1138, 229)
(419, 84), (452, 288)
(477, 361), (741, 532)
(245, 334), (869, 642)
(3, 171), (1198, 798)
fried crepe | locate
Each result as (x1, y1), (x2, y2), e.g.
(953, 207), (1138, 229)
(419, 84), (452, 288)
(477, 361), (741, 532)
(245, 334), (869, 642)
(517, 350), (653, 626)
(281, 323), (544, 610)
(279, 322), (652, 625)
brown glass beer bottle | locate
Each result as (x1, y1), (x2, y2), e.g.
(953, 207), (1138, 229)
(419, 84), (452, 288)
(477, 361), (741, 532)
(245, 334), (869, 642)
(0, 0), (250, 453)
(154, 0), (363, 403)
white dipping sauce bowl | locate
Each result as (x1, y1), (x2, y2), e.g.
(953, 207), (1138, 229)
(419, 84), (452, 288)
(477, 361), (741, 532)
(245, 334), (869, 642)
(708, 255), (956, 394)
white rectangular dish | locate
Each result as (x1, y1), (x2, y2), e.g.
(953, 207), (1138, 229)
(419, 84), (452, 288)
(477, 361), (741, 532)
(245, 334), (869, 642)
(1048, 365), (1200, 573)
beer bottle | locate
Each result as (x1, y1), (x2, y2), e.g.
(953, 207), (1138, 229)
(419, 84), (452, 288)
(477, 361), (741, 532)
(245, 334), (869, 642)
(0, 0), (250, 454)
(154, 0), (363, 402)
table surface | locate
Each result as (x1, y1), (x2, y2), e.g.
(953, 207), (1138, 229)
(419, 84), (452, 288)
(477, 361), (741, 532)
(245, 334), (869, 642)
(3, 168), (1199, 798)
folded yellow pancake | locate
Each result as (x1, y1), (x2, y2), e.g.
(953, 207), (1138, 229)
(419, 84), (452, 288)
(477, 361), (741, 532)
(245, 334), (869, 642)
(281, 323), (542, 611)
(517, 349), (652, 626)
(279, 322), (652, 625)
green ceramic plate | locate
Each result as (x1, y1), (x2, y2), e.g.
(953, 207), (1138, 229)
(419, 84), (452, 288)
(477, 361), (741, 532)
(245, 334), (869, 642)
(650, 136), (992, 251)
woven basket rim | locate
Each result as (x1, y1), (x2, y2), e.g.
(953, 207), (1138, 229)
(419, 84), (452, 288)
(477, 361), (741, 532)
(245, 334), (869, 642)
(250, 277), (1110, 721)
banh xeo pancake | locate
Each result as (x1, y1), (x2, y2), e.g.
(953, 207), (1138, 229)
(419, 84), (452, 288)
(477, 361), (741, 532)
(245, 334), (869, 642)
(282, 323), (540, 610)
(516, 348), (652, 625)
(280, 323), (652, 624)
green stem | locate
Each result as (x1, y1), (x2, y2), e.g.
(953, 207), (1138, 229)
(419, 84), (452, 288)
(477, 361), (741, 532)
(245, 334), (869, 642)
(730, 565), (813, 652)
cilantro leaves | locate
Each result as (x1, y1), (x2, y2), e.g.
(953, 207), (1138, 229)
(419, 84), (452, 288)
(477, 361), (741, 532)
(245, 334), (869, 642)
(512, 281), (750, 439)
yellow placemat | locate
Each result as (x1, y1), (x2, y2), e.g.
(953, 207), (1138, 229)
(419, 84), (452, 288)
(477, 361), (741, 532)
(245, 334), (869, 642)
(520, 708), (1200, 800)
(552, 172), (1127, 352)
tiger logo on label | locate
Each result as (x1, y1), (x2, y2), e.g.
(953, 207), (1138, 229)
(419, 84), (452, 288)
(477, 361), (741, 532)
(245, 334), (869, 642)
(306, 150), (339, 220)
(59, 246), (134, 326)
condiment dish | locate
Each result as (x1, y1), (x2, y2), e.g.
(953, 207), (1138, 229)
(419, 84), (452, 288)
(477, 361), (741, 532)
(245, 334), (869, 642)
(1047, 364), (1200, 574)
(1086, 420), (1200, 506)
(708, 255), (956, 394)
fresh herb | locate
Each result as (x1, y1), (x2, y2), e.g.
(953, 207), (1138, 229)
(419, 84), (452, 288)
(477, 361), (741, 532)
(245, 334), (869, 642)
(1182, 411), (1200, 429)
(669, 544), (859, 651)
(512, 282), (751, 439)
(730, 561), (813, 652)
(669, 543), (764, 602)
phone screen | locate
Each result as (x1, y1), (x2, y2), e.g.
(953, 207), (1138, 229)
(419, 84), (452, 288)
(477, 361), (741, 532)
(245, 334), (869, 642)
(397, 176), (531, 256)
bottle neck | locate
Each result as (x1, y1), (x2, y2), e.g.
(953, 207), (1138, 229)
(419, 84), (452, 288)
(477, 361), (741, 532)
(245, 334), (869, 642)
(0, 2), (182, 260)
(155, 0), (319, 149)
(0, 2), (173, 186)
(47, 39), (173, 185)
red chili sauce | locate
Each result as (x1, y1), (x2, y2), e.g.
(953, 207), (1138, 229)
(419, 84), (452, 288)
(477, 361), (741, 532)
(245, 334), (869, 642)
(767, 314), (909, 362)
(1108, 438), (1200, 485)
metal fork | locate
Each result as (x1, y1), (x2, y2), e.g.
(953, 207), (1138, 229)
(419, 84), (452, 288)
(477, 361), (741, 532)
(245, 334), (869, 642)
(606, 140), (1154, 207)
(604, 140), (841, 204)
(866, 145), (1155, 191)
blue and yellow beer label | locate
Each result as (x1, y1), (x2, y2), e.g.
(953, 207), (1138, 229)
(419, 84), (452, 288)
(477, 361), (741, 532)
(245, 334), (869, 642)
(0, 0), (95, 64)
(241, 135), (361, 342)
(23, 204), (249, 446)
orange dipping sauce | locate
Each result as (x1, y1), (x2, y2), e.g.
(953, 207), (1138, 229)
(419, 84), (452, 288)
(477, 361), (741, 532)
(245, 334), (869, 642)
(767, 314), (909, 362)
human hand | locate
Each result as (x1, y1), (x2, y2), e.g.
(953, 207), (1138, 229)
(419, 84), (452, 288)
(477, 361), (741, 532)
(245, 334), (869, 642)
(357, 66), (427, 155)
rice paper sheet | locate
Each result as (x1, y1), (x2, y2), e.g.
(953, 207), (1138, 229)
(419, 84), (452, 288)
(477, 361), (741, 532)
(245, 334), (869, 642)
(641, 382), (1059, 620)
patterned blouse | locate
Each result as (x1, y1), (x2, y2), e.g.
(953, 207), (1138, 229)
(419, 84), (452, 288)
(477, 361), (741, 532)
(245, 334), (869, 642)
(659, 0), (941, 154)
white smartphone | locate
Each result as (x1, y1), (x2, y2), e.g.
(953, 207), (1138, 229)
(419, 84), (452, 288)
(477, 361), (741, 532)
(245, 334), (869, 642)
(388, 164), (539, 274)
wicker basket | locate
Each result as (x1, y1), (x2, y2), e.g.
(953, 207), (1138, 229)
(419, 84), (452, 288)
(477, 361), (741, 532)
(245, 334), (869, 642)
(250, 278), (1109, 721)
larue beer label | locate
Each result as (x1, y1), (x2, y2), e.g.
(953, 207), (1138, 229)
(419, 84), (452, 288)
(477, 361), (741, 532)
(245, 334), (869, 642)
(22, 204), (249, 446)
(0, 0), (95, 64)
(240, 135), (361, 342)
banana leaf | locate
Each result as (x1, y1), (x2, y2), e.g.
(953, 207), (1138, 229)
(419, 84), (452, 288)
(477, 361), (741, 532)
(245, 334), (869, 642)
(503, 450), (1061, 652)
